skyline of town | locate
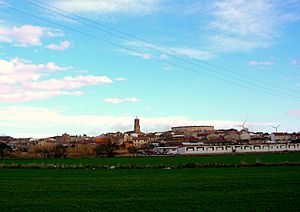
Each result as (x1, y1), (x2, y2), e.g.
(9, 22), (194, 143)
(1, 117), (299, 158)
(1, 117), (299, 139)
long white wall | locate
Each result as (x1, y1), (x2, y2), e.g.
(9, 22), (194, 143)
(175, 143), (300, 155)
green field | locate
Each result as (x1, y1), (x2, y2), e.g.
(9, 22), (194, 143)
(1, 152), (300, 168)
(0, 167), (299, 211)
(1, 153), (299, 211)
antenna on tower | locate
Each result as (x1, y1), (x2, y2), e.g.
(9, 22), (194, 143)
(271, 124), (281, 133)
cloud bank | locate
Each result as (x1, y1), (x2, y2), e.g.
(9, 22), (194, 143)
(0, 25), (63, 46)
(52, 0), (160, 15)
(103, 97), (140, 104)
(0, 106), (277, 138)
(46, 40), (71, 51)
(0, 58), (114, 102)
(209, 0), (300, 52)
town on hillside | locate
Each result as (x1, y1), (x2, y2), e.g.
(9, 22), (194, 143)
(1, 117), (300, 158)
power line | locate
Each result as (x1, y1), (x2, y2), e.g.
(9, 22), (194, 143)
(24, 0), (300, 96)
(2, 1), (300, 102)
(3, 0), (299, 101)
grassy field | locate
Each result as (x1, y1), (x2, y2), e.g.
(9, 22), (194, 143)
(1, 152), (300, 168)
(0, 166), (299, 211)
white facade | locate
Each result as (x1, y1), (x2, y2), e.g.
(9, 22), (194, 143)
(240, 132), (251, 141)
(271, 133), (291, 143)
(171, 143), (300, 155)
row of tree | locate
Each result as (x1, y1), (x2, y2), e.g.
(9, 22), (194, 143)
(0, 141), (153, 158)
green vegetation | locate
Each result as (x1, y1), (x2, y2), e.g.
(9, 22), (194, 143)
(1, 152), (300, 168)
(0, 167), (299, 211)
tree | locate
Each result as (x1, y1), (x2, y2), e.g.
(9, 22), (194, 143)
(106, 141), (116, 157)
(52, 143), (67, 158)
(95, 140), (116, 157)
(0, 142), (12, 158)
(128, 147), (138, 156)
(29, 145), (51, 159)
(95, 144), (106, 156)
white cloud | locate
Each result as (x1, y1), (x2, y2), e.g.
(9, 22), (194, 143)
(122, 41), (212, 61)
(0, 90), (82, 102)
(114, 77), (126, 81)
(209, 0), (300, 52)
(288, 109), (300, 116)
(0, 106), (278, 137)
(0, 59), (14, 73)
(0, 25), (63, 46)
(46, 40), (71, 51)
(210, 0), (275, 38)
(0, 58), (114, 102)
(248, 60), (274, 66)
(0, 1), (9, 7)
(130, 52), (152, 60)
(169, 47), (212, 60)
(290, 59), (300, 65)
(210, 36), (269, 52)
(0, 58), (71, 85)
(103, 97), (140, 104)
(52, 0), (160, 15)
(28, 75), (112, 90)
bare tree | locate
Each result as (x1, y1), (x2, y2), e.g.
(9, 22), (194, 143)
(0, 142), (12, 158)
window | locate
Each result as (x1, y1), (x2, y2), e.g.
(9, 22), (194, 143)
(244, 146), (251, 150)
(196, 147), (204, 151)
(254, 145), (261, 149)
(206, 147), (214, 151)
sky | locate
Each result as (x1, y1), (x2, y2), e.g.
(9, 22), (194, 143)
(0, 0), (300, 138)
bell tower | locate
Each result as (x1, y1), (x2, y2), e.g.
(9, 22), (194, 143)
(134, 117), (141, 134)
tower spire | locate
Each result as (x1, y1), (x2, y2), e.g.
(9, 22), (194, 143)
(134, 117), (140, 134)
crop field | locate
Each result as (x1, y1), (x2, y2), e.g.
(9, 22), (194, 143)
(1, 153), (299, 211)
(1, 152), (300, 168)
(0, 166), (299, 211)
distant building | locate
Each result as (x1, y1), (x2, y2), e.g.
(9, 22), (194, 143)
(224, 130), (240, 143)
(61, 133), (71, 142)
(291, 133), (300, 142)
(171, 126), (214, 134)
(132, 136), (150, 148)
(0, 136), (14, 143)
(271, 133), (291, 143)
(134, 117), (141, 134)
(240, 131), (251, 142)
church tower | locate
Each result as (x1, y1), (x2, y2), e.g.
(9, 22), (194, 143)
(134, 117), (141, 134)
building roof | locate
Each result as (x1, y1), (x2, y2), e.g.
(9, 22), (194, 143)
(273, 132), (290, 136)
(171, 126), (214, 129)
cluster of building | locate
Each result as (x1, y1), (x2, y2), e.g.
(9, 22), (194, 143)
(1, 117), (300, 157)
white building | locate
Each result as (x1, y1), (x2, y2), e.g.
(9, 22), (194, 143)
(271, 133), (291, 143)
(176, 143), (300, 155)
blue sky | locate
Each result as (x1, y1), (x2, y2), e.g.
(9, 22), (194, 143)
(0, 0), (299, 137)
